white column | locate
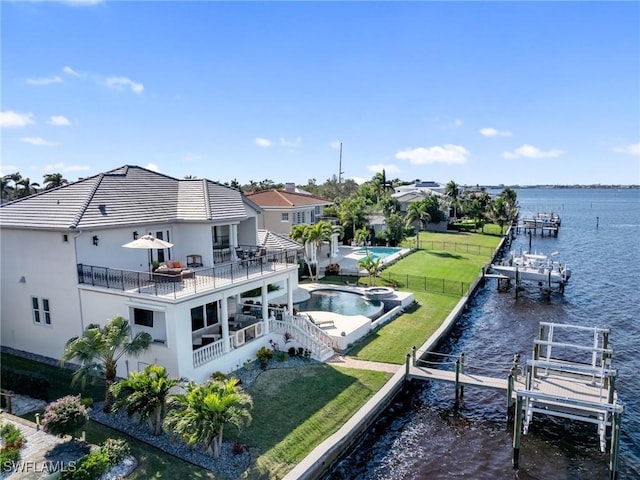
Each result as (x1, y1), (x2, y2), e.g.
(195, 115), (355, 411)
(261, 284), (270, 334)
(231, 224), (238, 259)
(221, 297), (230, 353)
(287, 275), (294, 314)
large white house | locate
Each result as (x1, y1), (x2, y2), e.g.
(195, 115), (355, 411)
(0, 166), (334, 383)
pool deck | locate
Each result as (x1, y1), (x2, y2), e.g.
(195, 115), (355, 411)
(319, 245), (413, 274)
(297, 283), (414, 351)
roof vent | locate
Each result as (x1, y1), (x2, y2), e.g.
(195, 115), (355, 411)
(98, 204), (107, 215)
(284, 183), (296, 193)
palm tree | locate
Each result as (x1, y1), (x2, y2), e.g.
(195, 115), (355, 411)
(487, 197), (511, 234)
(445, 180), (460, 220)
(61, 315), (152, 411)
(358, 255), (381, 286)
(354, 227), (370, 250)
(290, 220), (334, 281)
(164, 378), (252, 459)
(15, 177), (40, 198)
(111, 364), (182, 435)
(406, 199), (434, 249)
(42, 173), (68, 190)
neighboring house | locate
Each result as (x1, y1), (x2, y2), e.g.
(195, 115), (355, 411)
(0, 166), (333, 383)
(393, 180), (446, 197)
(392, 190), (434, 215)
(246, 184), (333, 236)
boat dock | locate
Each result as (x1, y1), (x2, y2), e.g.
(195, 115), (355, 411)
(405, 322), (624, 478)
(515, 212), (561, 236)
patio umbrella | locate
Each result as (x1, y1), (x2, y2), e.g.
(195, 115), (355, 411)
(122, 234), (174, 271)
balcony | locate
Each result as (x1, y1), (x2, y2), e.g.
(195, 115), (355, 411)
(77, 249), (299, 300)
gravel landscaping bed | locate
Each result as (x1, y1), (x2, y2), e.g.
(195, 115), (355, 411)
(90, 356), (318, 478)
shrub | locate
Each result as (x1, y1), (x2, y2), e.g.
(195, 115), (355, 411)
(64, 450), (110, 480)
(210, 371), (227, 382)
(325, 263), (340, 275)
(41, 395), (88, 438)
(276, 351), (287, 362)
(100, 438), (130, 464)
(232, 441), (245, 455)
(61, 438), (129, 480)
(0, 422), (26, 471)
(288, 347), (296, 357)
(256, 347), (273, 369)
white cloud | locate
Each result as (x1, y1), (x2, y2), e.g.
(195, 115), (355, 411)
(612, 143), (640, 157)
(349, 176), (368, 185)
(20, 137), (58, 147)
(480, 127), (512, 137)
(254, 137), (273, 147)
(145, 163), (160, 172)
(1, 110), (35, 128)
(501, 144), (564, 159)
(366, 164), (401, 174)
(280, 137), (302, 147)
(105, 76), (144, 94)
(27, 75), (63, 86)
(48, 115), (71, 126)
(63, 66), (82, 77)
(44, 162), (90, 173)
(395, 144), (469, 165)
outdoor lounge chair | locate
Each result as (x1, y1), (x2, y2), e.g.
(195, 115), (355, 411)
(307, 314), (334, 328)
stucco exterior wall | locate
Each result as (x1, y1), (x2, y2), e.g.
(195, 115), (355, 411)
(1, 228), (84, 361)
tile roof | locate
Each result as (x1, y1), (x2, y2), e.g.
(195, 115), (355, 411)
(257, 229), (303, 251)
(246, 189), (332, 208)
(0, 165), (253, 230)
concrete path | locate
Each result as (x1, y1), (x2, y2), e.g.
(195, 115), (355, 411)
(326, 354), (402, 374)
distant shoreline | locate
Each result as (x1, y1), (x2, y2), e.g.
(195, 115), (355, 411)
(485, 184), (639, 190)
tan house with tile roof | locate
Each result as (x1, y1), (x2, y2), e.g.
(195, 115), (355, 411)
(246, 185), (333, 237)
(0, 166), (334, 383)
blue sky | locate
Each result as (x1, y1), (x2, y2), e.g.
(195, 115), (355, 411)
(2, 1), (639, 187)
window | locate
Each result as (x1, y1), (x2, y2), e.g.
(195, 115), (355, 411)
(32, 297), (41, 324)
(281, 213), (289, 222)
(315, 206), (322, 216)
(206, 301), (219, 326)
(32, 297), (51, 325)
(191, 306), (205, 331)
(134, 308), (154, 328)
(310, 210), (315, 223)
(43, 299), (51, 325)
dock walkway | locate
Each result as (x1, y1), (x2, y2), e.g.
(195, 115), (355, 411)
(405, 322), (624, 475)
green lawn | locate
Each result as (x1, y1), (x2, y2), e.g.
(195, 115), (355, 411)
(348, 292), (460, 364)
(232, 365), (390, 479)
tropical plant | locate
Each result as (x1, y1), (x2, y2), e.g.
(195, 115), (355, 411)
(41, 395), (88, 438)
(42, 172), (69, 190)
(110, 364), (181, 435)
(61, 315), (152, 411)
(405, 200), (431, 232)
(0, 421), (26, 470)
(290, 220), (335, 281)
(256, 346), (274, 369)
(445, 180), (460, 220)
(15, 177), (40, 198)
(486, 197), (515, 234)
(358, 254), (382, 286)
(164, 378), (253, 459)
(354, 226), (370, 250)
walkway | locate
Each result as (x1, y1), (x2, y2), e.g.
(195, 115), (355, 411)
(327, 354), (401, 374)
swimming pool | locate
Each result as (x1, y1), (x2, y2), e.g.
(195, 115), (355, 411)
(353, 246), (402, 261)
(295, 289), (384, 319)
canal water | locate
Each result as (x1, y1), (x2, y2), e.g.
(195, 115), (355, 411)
(325, 188), (640, 479)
